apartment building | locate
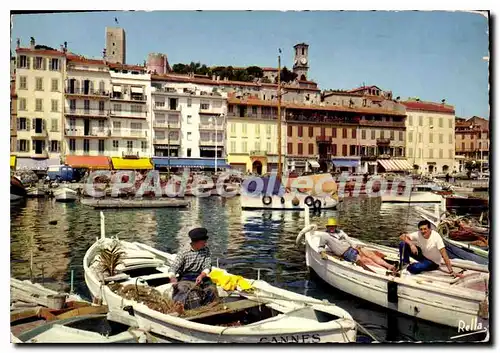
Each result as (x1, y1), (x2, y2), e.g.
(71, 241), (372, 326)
(455, 116), (489, 172)
(150, 75), (228, 170)
(11, 78), (17, 155)
(402, 99), (456, 174)
(64, 55), (112, 158)
(108, 63), (151, 159)
(14, 39), (66, 170)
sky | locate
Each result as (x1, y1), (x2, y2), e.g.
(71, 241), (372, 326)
(10, 11), (490, 118)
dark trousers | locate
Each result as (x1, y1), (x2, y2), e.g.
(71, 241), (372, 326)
(173, 272), (218, 309)
(399, 242), (439, 274)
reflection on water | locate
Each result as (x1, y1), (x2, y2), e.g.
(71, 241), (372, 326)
(11, 196), (473, 342)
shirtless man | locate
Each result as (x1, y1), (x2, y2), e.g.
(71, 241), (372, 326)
(319, 218), (396, 273)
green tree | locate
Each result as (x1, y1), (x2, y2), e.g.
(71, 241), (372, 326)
(275, 66), (298, 83)
(246, 66), (264, 79)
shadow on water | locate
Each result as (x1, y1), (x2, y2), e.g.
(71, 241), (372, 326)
(10, 195), (483, 341)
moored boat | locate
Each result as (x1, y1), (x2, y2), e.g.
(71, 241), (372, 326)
(380, 184), (444, 203)
(296, 207), (489, 329)
(11, 176), (27, 202)
(54, 187), (78, 202)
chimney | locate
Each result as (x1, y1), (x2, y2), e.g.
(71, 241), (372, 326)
(212, 74), (216, 81)
(64, 41), (67, 53)
(60, 44), (64, 52)
(30, 37), (35, 49)
(16, 38), (20, 49)
(216, 75), (220, 81)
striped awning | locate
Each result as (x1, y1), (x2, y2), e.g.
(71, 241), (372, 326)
(111, 157), (153, 170)
(16, 158), (60, 171)
(10, 156), (16, 168)
(377, 159), (412, 172)
(65, 156), (111, 169)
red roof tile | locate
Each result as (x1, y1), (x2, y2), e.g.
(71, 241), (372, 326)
(402, 101), (455, 114)
(67, 55), (107, 66)
(109, 63), (146, 71)
(16, 47), (65, 57)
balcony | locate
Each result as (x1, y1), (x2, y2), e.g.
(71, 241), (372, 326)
(376, 138), (391, 145)
(153, 104), (181, 112)
(359, 120), (405, 128)
(31, 129), (48, 138)
(122, 151), (140, 158)
(111, 93), (147, 103)
(199, 139), (223, 147)
(153, 121), (181, 129)
(199, 123), (221, 131)
(65, 128), (110, 138)
(65, 88), (110, 98)
(153, 136), (181, 145)
(250, 150), (267, 157)
(199, 106), (224, 115)
(31, 149), (49, 158)
(110, 129), (147, 139)
(65, 108), (109, 118)
(316, 136), (332, 143)
(110, 110), (148, 119)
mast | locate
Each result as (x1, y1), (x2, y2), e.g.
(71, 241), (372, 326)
(277, 49), (282, 180)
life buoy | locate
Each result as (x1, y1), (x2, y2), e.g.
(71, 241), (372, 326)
(305, 196), (314, 207)
(313, 199), (322, 211)
(262, 196), (272, 205)
(280, 197), (285, 204)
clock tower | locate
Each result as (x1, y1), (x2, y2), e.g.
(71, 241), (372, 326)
(293, 43), (309, 81)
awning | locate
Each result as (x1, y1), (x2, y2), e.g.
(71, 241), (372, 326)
(10, 156), (16, 168)
(152, 158), (230, 169)
(65, 155), (111, 169)
(111, 157), (153, 170)
(131, 86), (143, 94)
(308, 160), (320, 168)
(154, 145), (179, 150)
(113, 86), (122, 92)
(199, 146), (223, 151)
(332, 159), (360, 168)
(16, 158), (60, 171)
(377, 159), (412, 172)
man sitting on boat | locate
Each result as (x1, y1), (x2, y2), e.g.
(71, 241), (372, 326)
(169, 228), (218, 308)
(399, 220), (459, 277)
(319, 218), (396, 273)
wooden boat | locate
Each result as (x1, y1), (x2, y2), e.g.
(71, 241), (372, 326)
(54, 187), (78, 202)
(445, 195), (488, 216)
(11, 176), (27, 201)
(296, 207), (489, 329)
(83, 213), (357, 343)
(80, 198), (190, 209)
(15, 312), (170, 343)
(26, 187), (46, 198)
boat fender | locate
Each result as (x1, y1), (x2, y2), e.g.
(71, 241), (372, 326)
(292, 196), (300, 206)
(387, 281), (398, 304)
(313, 199), (322, 211)
(281, 197), (285, 204)
(296, 224), (317, 245)
(262, 196), (272, 205)
(304, 196), (314, 207)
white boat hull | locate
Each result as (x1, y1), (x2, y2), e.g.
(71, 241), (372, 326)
(381, 192), (443, 203)
(84, 237), (356, 343)
(241, 194), (338, 210)
(302, 229), (489, 329)
(54, 188), (78, 202)
(10, 194), (23, 201)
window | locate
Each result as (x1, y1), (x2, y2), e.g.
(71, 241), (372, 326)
(439, 149), (443, 158)
(461, 142), (465, 150)
(50, 119), (58, 132)
(371, 130), (375, 139)
(99, 81), (105, 93)
(83, 139), (90, 153)
(390, 130), (394, 140)
(51, 100), (58, 112)
(131, 105), (142, 113)
(267, 142), (272, 153)
(69, 139), (76, 152)
(50, 140), (59, 152)
(408, 116), (413, 126)
(309, 143), (314, 155)
(112, 140), (119, 151)
(187, 132), (192, 141)
(69, 118), (76, 129)
(18, 140), (28, 152)
(419, 116), (423, 126)
(298, 143), (303, 155)
(342, 128), (347, 138)
(352, 129), (356, 139)
(242, 124), (247, 134)
(380, 130), (384, 139)
(332, 144), (337, 156)
(99, 140), (105, 153)
(18, 55), (28, 68)
(141, 141), (147, 152)
(439, 133), (443, 144)
(230, 141), (236, 153)
(131, 122), (142, 130)
(230, 123), (236, 135)
(418, 133), (422, 143)
(242, 141), (247, 153)
(187, 98), (192, 107)
(298, 126), (303, 137)
(187, 148), (192, 157)
(99, 101), (105, 112)
(429, 149), (433, 158)
(350, 145), (357, 156)
(255, 125), (260, 135)
(228, 105), (233, 113)
(50, 78), (58, 92)
(69, 99), (76, 111)
(361, 129), (366, 140)
(50, 58), (59, 71)
(127, 141), (133, 152)
(98, 120), (105, 131)
(155, 99), (165, 108)
(429, 133), (433, 143)
(408, 131), (413, 143)
(418, 148), (421, 158)
(200, 100), (210, 110)
(428, 117), (433, 126)
(287, 143), (293, 154)
(113, 103), (121, 111)
(470, 142), (474, 150)
(448, 119), (453, 129)
(254, 141), (260, 151)
(332, 128), (337, 138)
(84, 100), (90, 111)
(186, 115), (192, 124)
(252, 106), (258, 115)
(321, 127), (326, 136)
(408, 148), (413, 158)
(399, 131), (404, 141)
(34, 57), (44, 70)
(287, 125), (292, 137)
(438, 118), (443, 128)
(19, 76), (27, 90)
(309, 127), (314, 137)
(35, 99), (43, 112)
(18, 117), (27, 130)
(35, 77), (43, 91)
(342, 145), (347, 156)
(449, 149), (453, 159)
(266, 125), (272, 136)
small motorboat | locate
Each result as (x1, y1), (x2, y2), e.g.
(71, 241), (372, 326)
(26, 187), (46, 198)
(54, 187), (78, 202)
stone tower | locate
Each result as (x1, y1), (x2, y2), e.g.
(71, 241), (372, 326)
(105, 27), (126, 64)
(293, 43), (309, 81)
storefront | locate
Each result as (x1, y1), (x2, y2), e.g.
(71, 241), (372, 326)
(331, 158), (361, 174)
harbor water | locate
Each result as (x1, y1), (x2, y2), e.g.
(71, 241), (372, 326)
(11, 195), (476, 342)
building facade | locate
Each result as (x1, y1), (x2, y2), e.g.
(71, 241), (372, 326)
(402, 100), (455, 174)
(11, 78), (17, 154)
(15, 39), (66, 169)
(64, 56), (112, 157)
(455, 116), (489, 172)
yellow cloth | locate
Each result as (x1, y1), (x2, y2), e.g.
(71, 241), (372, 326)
(10, 156), (16, 168)
(209, 268), (253, 291)
(111, 157), (153, 170)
